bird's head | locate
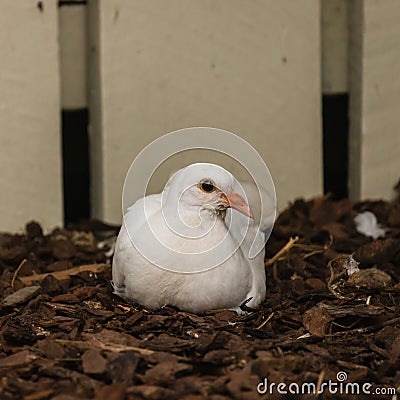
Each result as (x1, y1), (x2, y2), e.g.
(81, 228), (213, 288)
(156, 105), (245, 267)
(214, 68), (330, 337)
(163, 163), (253, 219)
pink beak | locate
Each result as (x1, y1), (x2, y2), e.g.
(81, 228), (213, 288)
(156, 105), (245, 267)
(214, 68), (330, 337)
(221, 192), (254, 219)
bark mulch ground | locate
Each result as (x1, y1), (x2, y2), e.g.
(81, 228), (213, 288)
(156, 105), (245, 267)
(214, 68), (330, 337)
(1, 191), (400, 399)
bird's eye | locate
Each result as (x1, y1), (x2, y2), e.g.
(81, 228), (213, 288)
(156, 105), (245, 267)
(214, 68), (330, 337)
(198, 179), (216, 193)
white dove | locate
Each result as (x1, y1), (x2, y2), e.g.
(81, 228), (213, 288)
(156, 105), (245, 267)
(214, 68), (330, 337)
(112, 163), (272, 314)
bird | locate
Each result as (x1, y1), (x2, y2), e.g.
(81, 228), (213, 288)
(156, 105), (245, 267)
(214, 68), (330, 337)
(112, 162), (273, 314)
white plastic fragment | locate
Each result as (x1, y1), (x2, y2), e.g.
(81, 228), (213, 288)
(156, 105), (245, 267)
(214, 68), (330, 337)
(354, 211), (386, 240)
(297, 332), (312, 340)
(343, 255), (360, 276)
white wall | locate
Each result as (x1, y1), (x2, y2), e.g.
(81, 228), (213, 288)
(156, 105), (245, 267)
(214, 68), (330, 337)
(349, 0), (400, 200)
(88, 0), (323, 223)
(1, 1), (398, 231)
(0, 1), (62, 231)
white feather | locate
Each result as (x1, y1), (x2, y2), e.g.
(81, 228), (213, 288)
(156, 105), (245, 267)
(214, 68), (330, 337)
(354, 211), (385, 240)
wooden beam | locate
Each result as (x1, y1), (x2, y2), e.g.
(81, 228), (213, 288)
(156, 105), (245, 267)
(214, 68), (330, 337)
(59, 2), (87, 109)
(0, 1), (63, 231)
(321, 0), (348, 94)
(349, 0), (400, 200)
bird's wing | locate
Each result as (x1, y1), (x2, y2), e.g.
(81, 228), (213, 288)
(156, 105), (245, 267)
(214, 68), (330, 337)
(225, 181), (275, 308)
(126, 193), (162, 235)
(112, 193), (162, 294)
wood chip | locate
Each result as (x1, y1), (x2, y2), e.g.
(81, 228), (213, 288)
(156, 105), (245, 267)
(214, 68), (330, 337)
(19, 263), (110, 284)
(1, 285), (41, 307)
(0, 350), (38, 369)
(82, 349), (108, 374)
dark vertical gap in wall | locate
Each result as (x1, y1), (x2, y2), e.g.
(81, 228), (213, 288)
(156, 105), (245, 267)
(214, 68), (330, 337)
(62, 109), (91, 225)
(322, 94), (349, 199)
(58, 0), (87, 6)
